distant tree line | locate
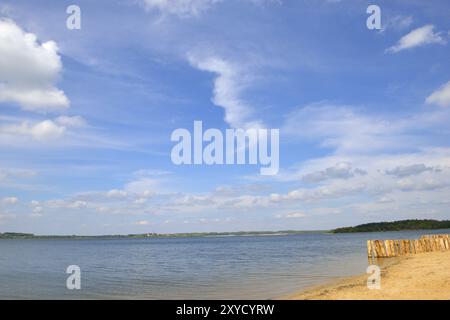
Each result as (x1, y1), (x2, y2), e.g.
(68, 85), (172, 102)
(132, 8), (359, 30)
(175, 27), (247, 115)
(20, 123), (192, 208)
(0, 230), (324, 240)
(332, 219), (450, 233)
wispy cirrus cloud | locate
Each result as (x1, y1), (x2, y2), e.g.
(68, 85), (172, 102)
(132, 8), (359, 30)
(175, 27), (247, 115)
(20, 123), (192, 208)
(141, 0), (221, 17)
(379, 15), (413, 33)
(188, 54), (263, 129)
(141, 0), (279, 17)
(386, 25), (446, 53)
(426, 81), (450, 108)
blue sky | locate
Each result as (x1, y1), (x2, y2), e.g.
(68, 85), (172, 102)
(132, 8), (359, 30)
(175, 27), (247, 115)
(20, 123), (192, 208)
(0, 0), (449, 234)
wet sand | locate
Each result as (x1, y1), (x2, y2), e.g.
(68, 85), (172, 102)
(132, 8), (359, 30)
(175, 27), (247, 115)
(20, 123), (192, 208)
(287, 251), (450, 300)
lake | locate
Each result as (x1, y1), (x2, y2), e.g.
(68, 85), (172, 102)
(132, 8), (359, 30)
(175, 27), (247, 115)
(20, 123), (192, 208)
(0, 229), (448, 299)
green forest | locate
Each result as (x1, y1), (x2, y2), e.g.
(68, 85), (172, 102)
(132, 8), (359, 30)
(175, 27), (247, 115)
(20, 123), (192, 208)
(333, 219), (450, 233)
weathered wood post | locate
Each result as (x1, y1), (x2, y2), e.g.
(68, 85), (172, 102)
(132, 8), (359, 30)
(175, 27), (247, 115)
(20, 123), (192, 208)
(439, 238), (445, 251)
(389, 240), (395, 257)
(401, 240), (407, 255)
(411, 240), (416, 254)
(367, 234), (449, 258)
(384, 240), (390, 257)
(380, 240), (385, 258)
(395, 240), (402, 256)
(367, 240), (372, 258)
(374, 240), (381, 258)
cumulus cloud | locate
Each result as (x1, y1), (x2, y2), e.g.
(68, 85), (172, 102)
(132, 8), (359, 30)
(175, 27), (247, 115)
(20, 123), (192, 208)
(386, 25), (446, 53)
(46, 199), (88, 210)
(135, 220), (151, 225)
(1, 120), (66, 140)
(302, 162), (366, 183)
(188, 55), (263, 129)
(125, 178), (160, 194)
(385, 164), (435, 178)
(426, 81), (450, 108)
(106, 189), (128, 198)
(1, 197), (18, 204)
(0, 19), (69, 111)
(276, 212), (305, 219)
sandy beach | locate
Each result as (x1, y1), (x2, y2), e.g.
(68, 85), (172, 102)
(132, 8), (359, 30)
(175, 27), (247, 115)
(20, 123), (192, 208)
(288, 251), (450, 300)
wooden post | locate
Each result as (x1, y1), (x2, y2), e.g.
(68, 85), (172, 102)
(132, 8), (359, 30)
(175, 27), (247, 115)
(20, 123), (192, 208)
(376, 240), (384, 258)
(375, 240), (382, 258)
(415, 240), (421, 254)
(426, 238), (432, 252)
(373, 240), (379, 258)
(395, 240), (402, 256)
(367, 234), (449, 258)
(389, 240), (396, 257)
(384, 240), (391, 257)
(436, 238), (442, 251)
(411, 240), (416, 254)
(381, 240), (386, 257)
(401, 240), (407, 255)
(440, 238), (445, 251)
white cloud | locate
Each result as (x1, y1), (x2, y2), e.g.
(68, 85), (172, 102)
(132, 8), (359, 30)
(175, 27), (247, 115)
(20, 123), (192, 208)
(188, 55), (263, 128)
(1, 120), (66, 140)
(386, 25), (446, 53)
(283, 104), (406, 153)
(0, 19), (69, 111)
(276, 212), (305, 219)
(125, 178), (160, 194)
(45, 199), (89, 210)
(135, 220), (151, 225)
(283, 103), (450, 155)
(385, 164), (435, 178)
(426, 81), (450, 108)
(0, 168), (36, 182)
(106, 189), (128, 198)
(67, 200), (88, 209)
(0, 213), (16, 223)
(1, 197), (18, 204)
(141, 0), (277, 17)
(142, 0), (221, 17)
(380, 15), (413, 33)
(302, 162), (366, 183)
(55, 116), (87, 127)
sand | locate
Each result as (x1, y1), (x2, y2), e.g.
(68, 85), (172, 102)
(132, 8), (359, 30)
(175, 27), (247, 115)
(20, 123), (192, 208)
(288, 251), (450, 300)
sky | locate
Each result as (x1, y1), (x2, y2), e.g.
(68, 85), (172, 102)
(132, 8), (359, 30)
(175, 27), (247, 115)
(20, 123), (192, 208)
(0, 0), (449, 235)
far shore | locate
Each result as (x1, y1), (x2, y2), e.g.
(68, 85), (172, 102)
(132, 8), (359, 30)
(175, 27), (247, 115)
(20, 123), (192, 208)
(286, 251), (450, 300)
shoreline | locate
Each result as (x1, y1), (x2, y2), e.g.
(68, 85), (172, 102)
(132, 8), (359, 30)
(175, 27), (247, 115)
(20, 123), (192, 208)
(286, 251), (450, 300)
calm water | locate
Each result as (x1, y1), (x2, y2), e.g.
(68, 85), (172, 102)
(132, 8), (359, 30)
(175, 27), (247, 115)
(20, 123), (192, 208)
(0, 229), (448, 299)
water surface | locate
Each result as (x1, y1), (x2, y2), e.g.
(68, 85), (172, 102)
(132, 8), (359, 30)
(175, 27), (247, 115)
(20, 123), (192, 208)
(1, 229), (448, 299)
